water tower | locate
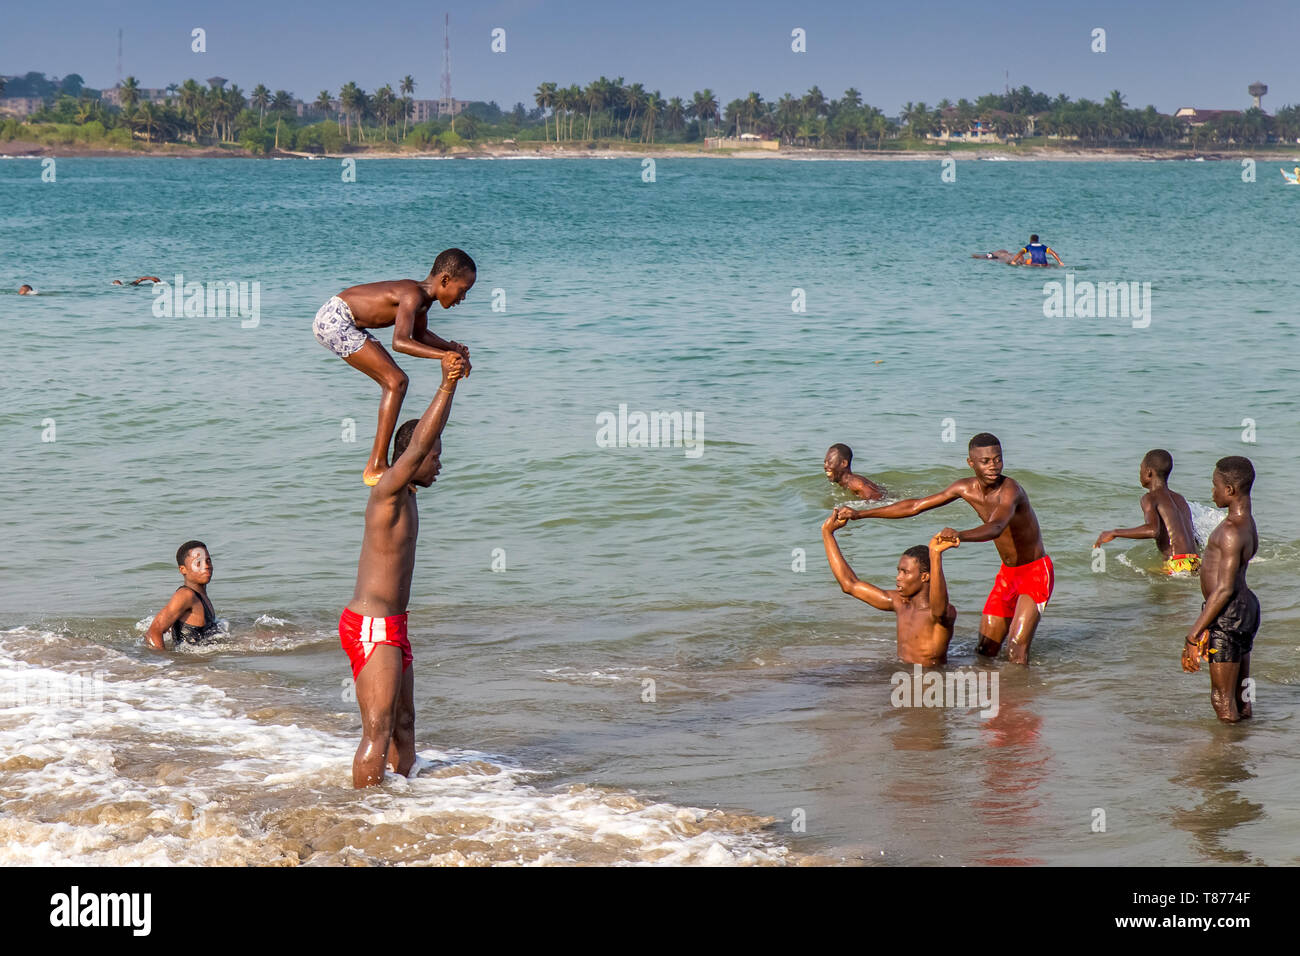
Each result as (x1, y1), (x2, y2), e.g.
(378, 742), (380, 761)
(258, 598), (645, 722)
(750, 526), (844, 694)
(1248, 82), (1267, 109)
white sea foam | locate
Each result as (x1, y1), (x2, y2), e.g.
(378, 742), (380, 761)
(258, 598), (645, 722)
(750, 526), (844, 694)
(0, 626), (788, 866)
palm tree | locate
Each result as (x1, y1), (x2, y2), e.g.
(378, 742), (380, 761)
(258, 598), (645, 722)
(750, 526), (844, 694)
(642, 91), (663, 143)
(665, 96), (685, 134)
(566, 85), (581, 139)
(802, 85), (826, 119)
(690, 89), (719, 136)
(251, 84), (270, 127)
(339, 83), (358, 142)
(841, 87), (863, 111)
(400, 75), (415, 137)
(270, 90), (293, 149)
(315, 90), (333, 121)
(178, 79), (202, 137)
(120, 76), (141, 110)
(745, 91), (764, 134)
(226, 84), (246, 141)
(623, 82), (646, 139)
(375, 84), (395, 141)
(584, 79), (604, 140)
(534, 82), (556, 141)
(138, 102), (157, 143)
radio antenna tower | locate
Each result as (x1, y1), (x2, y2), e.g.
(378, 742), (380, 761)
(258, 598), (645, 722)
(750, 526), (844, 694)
(440, 13), (452, 115)
(116, 28), (123, 88)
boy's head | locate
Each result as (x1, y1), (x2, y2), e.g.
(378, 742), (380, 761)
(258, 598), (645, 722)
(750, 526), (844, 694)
(1212, 456), (1254, 507)
(1029, 234), (1039, 243)
(429, 248), (477, 309)
(1140, 448), (1173, 486)
(393, 419), (442, 487)
(896, 545), (932, 597)
(824, 443), (854, 481)
(18, 284), (34, 295)
(967, 433), (1003, 484)
(176, 540), (212, 583)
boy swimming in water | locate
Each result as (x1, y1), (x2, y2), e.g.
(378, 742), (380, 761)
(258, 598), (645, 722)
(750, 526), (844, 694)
(1095, 449), (1200, 574)
(823, 513), (957, 665)
(313, 248), (476, 485)
(145, 540), (221, 649)
(1009, 235), (1064, 267)
(835, 433), (1052, 664)
(1181, 457), (1259, 723)
(824, 443), (886, 501)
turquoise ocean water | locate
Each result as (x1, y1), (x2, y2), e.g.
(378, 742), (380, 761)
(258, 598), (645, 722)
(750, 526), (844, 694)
(1, 156), (1297, 864)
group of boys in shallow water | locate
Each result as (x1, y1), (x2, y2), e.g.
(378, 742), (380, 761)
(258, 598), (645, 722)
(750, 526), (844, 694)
(822, 439), (1260, 724)
(141, 242), (1263, 792)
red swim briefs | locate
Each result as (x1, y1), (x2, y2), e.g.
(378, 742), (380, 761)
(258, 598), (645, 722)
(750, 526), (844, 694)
(982, 555), (1055, 618)
(339, 607), (412, 680)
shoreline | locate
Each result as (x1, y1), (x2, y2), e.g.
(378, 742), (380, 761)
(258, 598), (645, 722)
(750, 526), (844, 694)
(3, 138), (1298, 162)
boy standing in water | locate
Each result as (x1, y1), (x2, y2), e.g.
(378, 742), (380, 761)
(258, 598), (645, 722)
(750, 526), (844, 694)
(145, 541), (221, 649)
(341, 352), (466, 788)
(1095, 449), (1200, 574)
(824, 443), (886, 501)
(835, 433), (1052, 664)
(313, 248), (475, 486)
(1181, 457), (1259, 723)
(822, 512), (957, 666)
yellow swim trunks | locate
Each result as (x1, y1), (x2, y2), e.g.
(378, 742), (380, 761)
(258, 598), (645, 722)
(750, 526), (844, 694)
(1162, 553), (1200, 575)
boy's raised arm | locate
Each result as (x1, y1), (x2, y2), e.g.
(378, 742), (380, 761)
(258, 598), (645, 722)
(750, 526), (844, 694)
(375, 353), (465, 493)
(928, 533), (956, 622)
(822, 511), (894, 611)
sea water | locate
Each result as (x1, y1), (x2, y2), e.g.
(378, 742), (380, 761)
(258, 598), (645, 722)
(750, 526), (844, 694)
(1, 157), (1296, 864)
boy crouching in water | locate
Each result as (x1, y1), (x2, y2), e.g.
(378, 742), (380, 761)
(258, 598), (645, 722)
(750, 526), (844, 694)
(823, 510), (957, 666)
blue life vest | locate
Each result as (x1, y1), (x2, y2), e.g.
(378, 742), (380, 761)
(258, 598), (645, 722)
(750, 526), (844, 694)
(1026, 242), (1048, 264)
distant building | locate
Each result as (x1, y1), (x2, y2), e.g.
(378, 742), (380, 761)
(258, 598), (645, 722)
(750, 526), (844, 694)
(100, 86), (171, 108)
(0, 97), (47, 117)
(409, 98), (470, 123)
(1173, 107), (1245, 126)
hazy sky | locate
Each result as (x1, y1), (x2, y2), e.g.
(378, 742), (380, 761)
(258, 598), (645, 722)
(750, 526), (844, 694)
(2, 0), (1294, 114)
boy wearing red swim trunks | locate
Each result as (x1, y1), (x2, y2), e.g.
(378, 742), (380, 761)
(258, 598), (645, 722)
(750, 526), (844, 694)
(835, 433), (1053, 664)
(342, 351), (466, 788)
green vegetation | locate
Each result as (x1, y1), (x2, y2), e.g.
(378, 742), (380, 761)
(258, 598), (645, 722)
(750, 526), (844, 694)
(4, 71), (1299, 153)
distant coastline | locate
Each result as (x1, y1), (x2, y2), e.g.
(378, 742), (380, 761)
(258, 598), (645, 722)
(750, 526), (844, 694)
(4, 138), (1298, 162)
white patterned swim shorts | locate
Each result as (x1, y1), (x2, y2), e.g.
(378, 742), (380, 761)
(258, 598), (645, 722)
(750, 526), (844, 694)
(313, 296), (377, 359)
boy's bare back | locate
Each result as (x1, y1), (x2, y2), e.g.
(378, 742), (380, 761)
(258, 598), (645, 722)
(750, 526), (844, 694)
(338, 280), (435, 330)
(1145, 486), (1198, 557)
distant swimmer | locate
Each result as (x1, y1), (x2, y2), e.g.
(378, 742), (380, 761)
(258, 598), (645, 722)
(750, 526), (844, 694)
(145, 540), (222, 649)
(824, 443), (886, 501)
(314, 248), (475, 486)
(835, 433), (1052, 664)
(18, 284), (36, 295)
(111, 277), (162, 286)
(1010, 235), (1065, 267)
(1095, 449), (1200, 574)
(971, 250), (1016, 263)
(823, 512), (956, 666)
(341, 351), (466, 788)
(1180, 456), (1258, 723)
